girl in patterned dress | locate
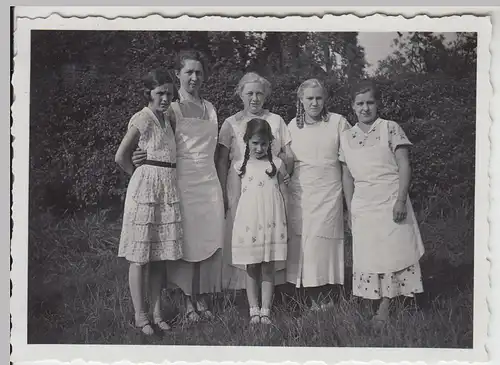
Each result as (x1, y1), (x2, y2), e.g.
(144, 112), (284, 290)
(339, 80), (425, 327)
(115, 69), (183, 335)
(231, 118), (290, 325)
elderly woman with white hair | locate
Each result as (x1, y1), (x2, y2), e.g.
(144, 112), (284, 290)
(217, 72), (293, 291)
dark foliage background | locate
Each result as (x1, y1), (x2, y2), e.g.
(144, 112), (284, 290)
(29, 31), (476, 219)
(26, 31), (477, 345)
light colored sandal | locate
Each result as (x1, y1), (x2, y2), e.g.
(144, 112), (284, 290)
(260, 308), (272, 325)
(197, 300), (214, 320)
(135, 312), (154, 336)
(249, 306), (261, 325)
(153, 314), (171, 331)
(200, 310), (214, 320)
(184, 309), (201, 323)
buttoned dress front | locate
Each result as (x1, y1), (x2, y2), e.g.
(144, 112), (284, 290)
(339, 118), (425, 299)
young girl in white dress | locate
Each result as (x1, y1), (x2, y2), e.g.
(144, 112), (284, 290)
(115, 69), (183, 335)
(339, 80), (425, 327)
(231, 118), (290, 325)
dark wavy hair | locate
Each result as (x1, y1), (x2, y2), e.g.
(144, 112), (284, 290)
(175, 49), (209, 77)
(141, 68), (178, 102)
(349, 79), (381, 104)
(239, 118), (277, 178)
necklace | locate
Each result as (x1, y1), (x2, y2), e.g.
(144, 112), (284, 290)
(304, 114), (323, 125)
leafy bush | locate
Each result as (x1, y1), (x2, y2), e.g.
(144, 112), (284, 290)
(29, 32), (475, 218)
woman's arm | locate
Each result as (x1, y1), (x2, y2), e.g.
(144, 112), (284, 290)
(166, 106), (177, 133)
(341, 162), (354, 229)
(393, 146), (411, 223)
(277, 161), (290, 210)
(115, 127), (141, 175)
(394, 146), (411, 202)
(277, 160), (290, 185)
(279, 144), (294, 176)
(341, 162), (354, 211)
(216, 144), (230, 212)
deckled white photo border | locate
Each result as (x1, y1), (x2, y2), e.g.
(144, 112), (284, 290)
(11, 8), (494, 365)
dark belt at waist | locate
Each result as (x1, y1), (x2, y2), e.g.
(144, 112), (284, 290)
(143, 160), (176, 168)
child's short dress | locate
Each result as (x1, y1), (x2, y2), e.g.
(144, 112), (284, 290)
(231, 157), (288, 266)
(118, 107), (183, 264)
(339, 118), (425, 300)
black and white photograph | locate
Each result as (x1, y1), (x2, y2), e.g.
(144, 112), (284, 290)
(11, 9), (492, 365)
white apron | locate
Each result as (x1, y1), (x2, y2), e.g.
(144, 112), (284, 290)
(286, 114), (345, 287)
(340, 121), (425, 273)
(171, 101), (225, 262)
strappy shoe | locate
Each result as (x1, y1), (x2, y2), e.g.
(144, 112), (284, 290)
(135, 312), (154, 336)
(371, 312), (389, 330)
(249, 306), (261, 325)
(200, 309), (214, 320)
(153, 314), (171, 331)
(320, 301), (335, 311)
(260, 308), (272, 325)
(183, 309), (201, 324)
(196, 301), (214, 320)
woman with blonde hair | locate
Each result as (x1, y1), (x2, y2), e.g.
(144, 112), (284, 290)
(286, 78), (350, 310)
(217, 72), (293, 291)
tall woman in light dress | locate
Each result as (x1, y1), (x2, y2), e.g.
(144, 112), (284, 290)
(286, 79), (349, 310)
(340, 80), (425, 325)
(133, 50), (225, 322)
(217, 72), (293, 290)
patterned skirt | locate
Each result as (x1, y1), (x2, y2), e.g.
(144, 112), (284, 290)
(118, 167), (183, 264)
(352, 262), (424, 300)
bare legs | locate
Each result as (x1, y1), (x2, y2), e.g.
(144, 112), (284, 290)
(128, 261), (170, 335)
(246, 262), (275, 325)
(182, 261), (214, 323)
(374, 297), (391, 321)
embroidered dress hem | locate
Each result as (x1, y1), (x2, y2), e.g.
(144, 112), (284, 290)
(232, 241), (287, 265)
(352, 262), (424, 300)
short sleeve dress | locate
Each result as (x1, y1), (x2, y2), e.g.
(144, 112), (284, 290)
(118, 107), (183, 264)
(219, 110), (292, 288)
(339, 118), (425, 300)
(231, 157), (288, 265)
(286, 113), (349, 288)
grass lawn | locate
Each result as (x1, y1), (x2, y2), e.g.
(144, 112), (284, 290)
(27, 208), (473, 347)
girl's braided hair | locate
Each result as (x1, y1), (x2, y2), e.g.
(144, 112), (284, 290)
(295, 78), (329, 129)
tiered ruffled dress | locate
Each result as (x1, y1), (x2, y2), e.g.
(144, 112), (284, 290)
(118, 107), (183, 264)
